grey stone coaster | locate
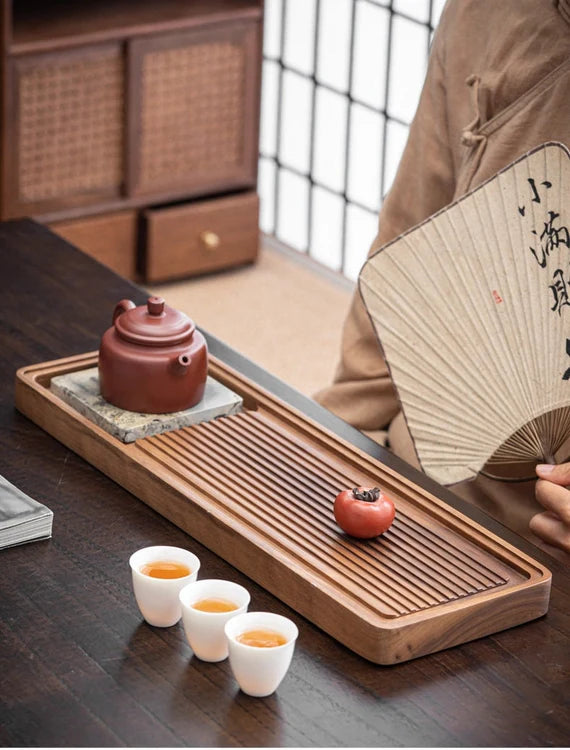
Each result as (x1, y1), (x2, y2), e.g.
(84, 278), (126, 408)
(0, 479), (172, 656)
(50, 367), (243, 443)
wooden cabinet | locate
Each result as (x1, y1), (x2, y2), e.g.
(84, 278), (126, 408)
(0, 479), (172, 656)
(0, 0), (263, 280)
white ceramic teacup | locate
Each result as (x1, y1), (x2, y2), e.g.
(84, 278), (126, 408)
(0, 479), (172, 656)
(224, 611), (298, 697)
(179, 579), (250, 662)
(129, 545), (200, 627)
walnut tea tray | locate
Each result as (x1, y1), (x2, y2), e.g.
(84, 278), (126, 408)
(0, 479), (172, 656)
(15, 352), (551, 664)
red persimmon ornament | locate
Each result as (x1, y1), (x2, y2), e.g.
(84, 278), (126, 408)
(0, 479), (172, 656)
(334, 487), (395, 539)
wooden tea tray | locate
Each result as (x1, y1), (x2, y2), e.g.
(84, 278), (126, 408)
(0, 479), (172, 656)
(15, 352), (551, 664)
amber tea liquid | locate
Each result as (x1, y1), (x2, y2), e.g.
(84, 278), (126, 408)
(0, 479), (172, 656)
(192, 598), (239, 613)
(236, 629), (288, 648)
(139, 560), (191, 579)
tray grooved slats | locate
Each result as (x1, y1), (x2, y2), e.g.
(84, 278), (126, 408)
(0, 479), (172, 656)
(138, 410), (509, 618)
(211, 412), (508, 591)
(201, 413), (508, 594)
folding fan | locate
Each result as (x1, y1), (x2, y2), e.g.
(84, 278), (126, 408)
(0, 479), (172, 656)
(359, 142), (570, 485)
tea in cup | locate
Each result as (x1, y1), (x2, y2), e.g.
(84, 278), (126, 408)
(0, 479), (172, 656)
(129, 545), (200, 627)
(179, 579), (250, 662)
(224, 611), (298, 697)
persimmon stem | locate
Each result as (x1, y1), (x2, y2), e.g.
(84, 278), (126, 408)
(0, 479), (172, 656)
(352, 487), (380, 502)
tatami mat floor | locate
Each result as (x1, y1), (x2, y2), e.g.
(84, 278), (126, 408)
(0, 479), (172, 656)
(149, 238), (354, 397)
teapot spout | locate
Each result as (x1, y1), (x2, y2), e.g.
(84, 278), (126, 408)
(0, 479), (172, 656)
(174, 352), (192, 375)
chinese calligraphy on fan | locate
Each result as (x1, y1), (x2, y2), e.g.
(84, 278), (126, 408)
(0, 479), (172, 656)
(519, 176), (570, 379)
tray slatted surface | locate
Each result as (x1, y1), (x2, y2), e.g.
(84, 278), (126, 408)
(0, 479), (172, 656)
(139, 411), (509, 619)
(15, 353), (551, 664)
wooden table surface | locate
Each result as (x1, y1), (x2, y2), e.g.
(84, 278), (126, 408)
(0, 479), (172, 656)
(0, 219), (569, 748)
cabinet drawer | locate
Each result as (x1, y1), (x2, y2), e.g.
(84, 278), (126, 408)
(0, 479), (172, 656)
(144, 191), (259, 282)
(49, 210), (137, 279)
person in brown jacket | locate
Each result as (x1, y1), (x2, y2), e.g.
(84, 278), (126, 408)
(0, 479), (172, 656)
(314, 0), (570, 561)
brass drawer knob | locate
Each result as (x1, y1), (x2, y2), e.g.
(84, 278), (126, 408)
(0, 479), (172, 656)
(200, 230), (220, 251)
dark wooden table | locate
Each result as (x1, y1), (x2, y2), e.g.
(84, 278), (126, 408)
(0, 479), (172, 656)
(0, 219), (569, 747)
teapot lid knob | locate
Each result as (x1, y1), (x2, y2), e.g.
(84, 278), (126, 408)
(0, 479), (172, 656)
(147, 296), (165, 316)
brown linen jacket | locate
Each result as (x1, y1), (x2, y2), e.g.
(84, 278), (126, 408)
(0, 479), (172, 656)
(314, 0), (570, 551)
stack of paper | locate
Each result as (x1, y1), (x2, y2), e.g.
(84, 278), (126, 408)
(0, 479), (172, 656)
(0, 474), (53, 549)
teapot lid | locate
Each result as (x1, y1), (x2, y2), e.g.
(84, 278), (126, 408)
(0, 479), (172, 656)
(114, 296), (195, 347)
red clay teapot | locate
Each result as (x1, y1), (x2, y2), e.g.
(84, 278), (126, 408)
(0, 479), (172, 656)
(99, 296), (208, 413)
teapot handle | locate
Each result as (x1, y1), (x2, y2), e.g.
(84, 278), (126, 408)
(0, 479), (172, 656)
(113, 299), (136, 324)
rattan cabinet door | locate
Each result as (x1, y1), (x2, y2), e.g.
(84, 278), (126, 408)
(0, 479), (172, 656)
(128, 20), (261, 200)
(8, 44), (126, 218)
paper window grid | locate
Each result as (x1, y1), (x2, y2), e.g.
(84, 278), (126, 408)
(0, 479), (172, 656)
(259, 0), (443, 280)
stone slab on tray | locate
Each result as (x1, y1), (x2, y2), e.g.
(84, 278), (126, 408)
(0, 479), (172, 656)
(50, 367), (243, 443)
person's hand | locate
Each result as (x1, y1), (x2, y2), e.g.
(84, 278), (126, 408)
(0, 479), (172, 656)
(531, 463), (570, 556)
